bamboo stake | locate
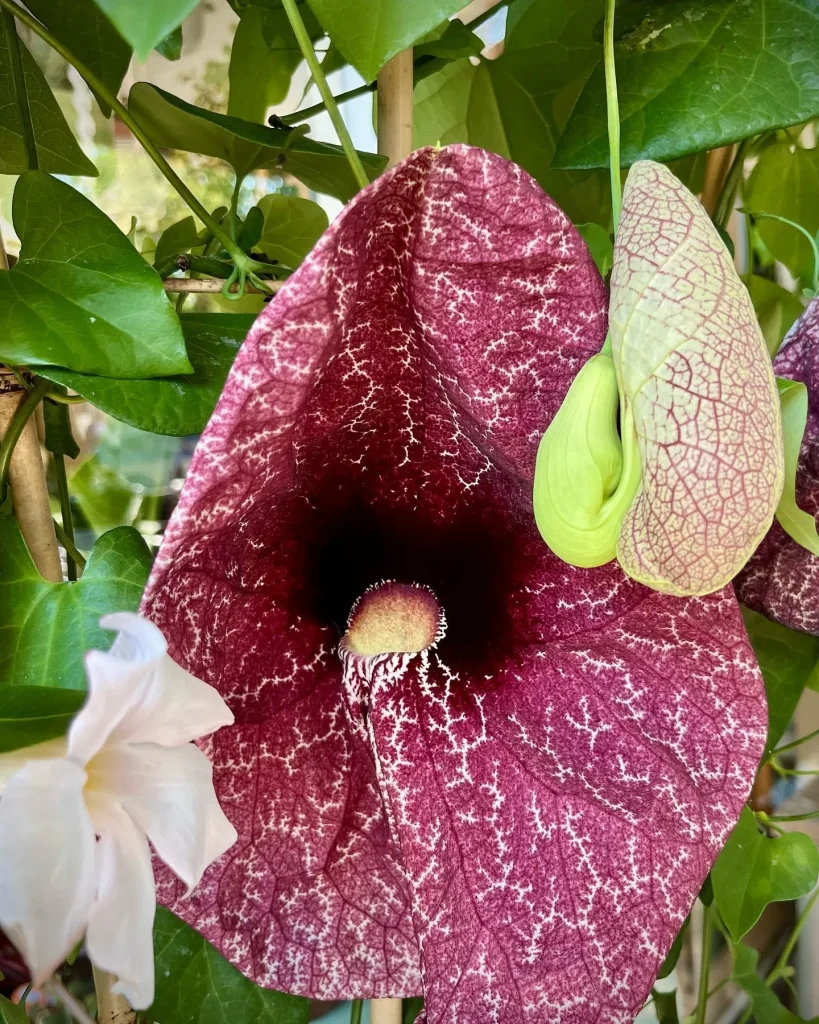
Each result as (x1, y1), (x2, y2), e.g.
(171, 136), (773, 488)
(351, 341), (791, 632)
(370, 998), (403, 1024)
(0, 371), (62, 582)
(370, 48), (415, 1024)
(699, 145), (736, 217)
(92, 966), (135, 1024)
(376, 49), (414, 168)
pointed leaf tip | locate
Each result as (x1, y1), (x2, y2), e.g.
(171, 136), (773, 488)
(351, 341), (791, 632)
(611, 161), (784, 596)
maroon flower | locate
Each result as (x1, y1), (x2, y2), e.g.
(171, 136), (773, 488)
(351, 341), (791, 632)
(737, 298), (819, 634)
(144, 146), (766, 1022)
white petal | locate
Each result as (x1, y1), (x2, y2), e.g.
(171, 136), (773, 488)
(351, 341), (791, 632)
(86, 810), (155, 1010)
(90, 744), (237, 892)
(69, 615), (167, 766)
(0, 760), (95, 983)
(109, 653), (234, 748)
(0, 738), (67, 795)
(70, 614), (232, 764)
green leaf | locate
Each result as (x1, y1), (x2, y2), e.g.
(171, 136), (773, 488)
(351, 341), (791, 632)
(652, 989), (679, 1024)
(90, 0), (200, 61)
(152, 908), (310, 1024)
(657, 919), (688, 980)
(554, 0), (819, 169)
(730, 942), (818, 1024)
(256, 194), (328, 268)
(775, 377), (819, 555)
(0, 22), (97, 176)
(228, 6), (317, 124)
(155, 25), (184, 61)
(237, 207), (264, 252)
(0, 519), (152, 689)
(154, 215), (201, 269)
(741, 605), (819, 750)
(413, 0), (611, 226)
(0, 172), (191, 378)
(70, 456), (137, 535)
(415, 20), (483, 61)
(748, 277), (804, 357)
(747, 142), (819, 284)
(305, 0), (464, 82)
(712, 806), (819, 942)
(129, 82), (385, 200)
(0, 994), (28, 1024)
(576, 223), (612, 277)
(402, 998), (424, 1024)
(22, 0), (131, 117)
(42, 314), (252, 436)
(0, 686), (85, 753)
(42, 391), (80, 459)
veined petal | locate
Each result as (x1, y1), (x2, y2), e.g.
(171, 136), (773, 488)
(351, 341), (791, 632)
(0, 760), (95, 983)
(0, 738), (67, 794)
(737, 298), (819, 632)
(611, 161), (783, 596)
(142, 146), (765, 1021)
(88, 743), (237, 891)
(86, 810), (155, 1010)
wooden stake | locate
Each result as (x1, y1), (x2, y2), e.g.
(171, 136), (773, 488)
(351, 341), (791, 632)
(376, 49), (414, 167)
(162, 277), (282, 294)
(370, 998), (403, 1024)
(92, 966), (136, 1024)
(700, 145), (736, 217)
(0, 371), (62, 582)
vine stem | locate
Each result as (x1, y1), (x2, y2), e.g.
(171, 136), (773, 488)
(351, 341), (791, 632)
(694, 902), (713, 1024)
(603, 0), (622, 233)
(0, 0), (245, 266)
(0, 376), (50, 494)
(280, 0), (369, 191)
(53, 517), (86, 571)
(350, 999), (363, 1024)
(771, 725), (819, 757)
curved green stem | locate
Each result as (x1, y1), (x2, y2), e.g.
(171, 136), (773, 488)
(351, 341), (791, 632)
(53, 516), (86, 573)
(53, 454), (76, 580)
(771, 725), (819, 757)
(766, 886), (819, 985)
(603, 0), (622, 233)
(2, 10), (37, 170)
(713, 140), (749, 231)
(279, 83), (373, 126)
(0, 376), (50, 499)
(349, 1000), (363, 1024)
(0, 0), (251, 268)
(280, 0), (369, 192)
(744, 210), (819, 295)
(694, 902), (714, 1024)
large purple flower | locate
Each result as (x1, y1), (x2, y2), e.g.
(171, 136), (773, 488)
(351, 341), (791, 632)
(737, 299), (819, 633)
(143, 146), (766, 1022)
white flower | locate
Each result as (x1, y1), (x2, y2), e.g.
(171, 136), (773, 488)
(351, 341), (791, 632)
(0, 613), (236, 1009)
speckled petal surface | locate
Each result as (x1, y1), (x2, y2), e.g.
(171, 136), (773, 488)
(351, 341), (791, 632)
(143, 146), (766, 1021)
(737, 298), (819, 633)
(611, 161), (783, 596)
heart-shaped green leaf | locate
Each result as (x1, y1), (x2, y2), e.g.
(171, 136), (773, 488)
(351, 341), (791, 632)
(152, 908), (310, 1024)
(305, 0), (464, 82)
(90, 0), (199, 61)
(129, 82), (385, 199)
(741, 606), (819, 750)
(554, 0), (819, 168)
(713, 806), (819, 942)
(22, 0), (131, 117)
(748, 141), (819, 285)
(0, 687), (85, 753)
(256, 194), (328, 268)
(0, 172), (190, 378)
(0, 994), (28, 1024)
(43, 313), (252, 436)
(0, 21), (96, 176)
(154, 215), (201, 269)
(0, 518), (152, 689)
